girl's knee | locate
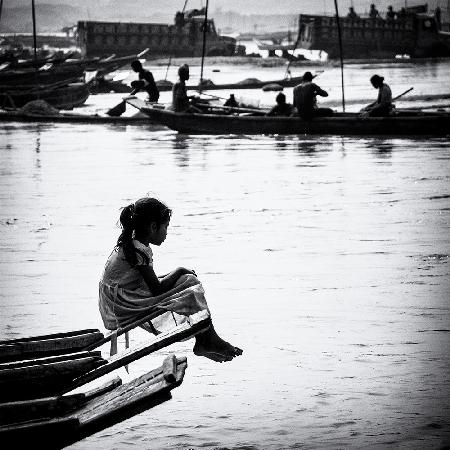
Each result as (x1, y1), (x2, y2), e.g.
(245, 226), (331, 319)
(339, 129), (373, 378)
(175, 272), (199, 286)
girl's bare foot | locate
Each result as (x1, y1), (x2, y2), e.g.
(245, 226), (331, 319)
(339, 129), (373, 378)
(193, 327), (243, 362)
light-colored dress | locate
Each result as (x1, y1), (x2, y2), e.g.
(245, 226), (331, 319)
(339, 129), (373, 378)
(99, 240), (209, 332)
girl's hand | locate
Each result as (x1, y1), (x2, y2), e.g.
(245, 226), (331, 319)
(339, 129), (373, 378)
(179, 267), (196, 276)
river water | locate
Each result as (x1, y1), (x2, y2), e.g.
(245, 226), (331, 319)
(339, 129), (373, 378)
(0, 61), (449, 449)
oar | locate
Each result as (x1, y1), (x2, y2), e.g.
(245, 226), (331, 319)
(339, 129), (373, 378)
(393, 87), (413, 101)
(107, 88), (139, 117)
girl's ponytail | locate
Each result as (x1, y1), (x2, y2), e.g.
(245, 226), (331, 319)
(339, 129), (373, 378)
(117, 203), (138, 266)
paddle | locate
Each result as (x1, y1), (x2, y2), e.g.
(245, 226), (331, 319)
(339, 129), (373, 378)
(392, 87), (414, 101)
(361, 87), (414, 117)
(107, 88), (139, 117)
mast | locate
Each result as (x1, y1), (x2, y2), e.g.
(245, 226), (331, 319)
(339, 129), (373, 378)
(199, 0), (209, 90)
(334, 0), (345, 112)
(32, 0), (38, 61)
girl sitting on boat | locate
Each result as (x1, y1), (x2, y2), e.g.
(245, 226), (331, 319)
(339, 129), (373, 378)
(99, 197), (242, 363)
(360, 74), (393, 117)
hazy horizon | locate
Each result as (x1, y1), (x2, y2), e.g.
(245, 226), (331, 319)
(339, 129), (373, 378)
(4, 0), (447, 15)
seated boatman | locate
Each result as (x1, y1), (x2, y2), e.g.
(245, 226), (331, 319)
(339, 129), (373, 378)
(266, 92), (294, 116)
(293, 71), (333, 120)
(130, 60), (159, 102)
(172, 64), (202, 113)
(360, 74), (393, 117)
(224, 94), (239, 107)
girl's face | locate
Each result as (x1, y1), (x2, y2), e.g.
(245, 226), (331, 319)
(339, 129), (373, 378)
(149, 219), (169, 246)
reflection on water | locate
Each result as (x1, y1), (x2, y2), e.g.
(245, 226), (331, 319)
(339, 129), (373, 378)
(0, 123), (449, 449)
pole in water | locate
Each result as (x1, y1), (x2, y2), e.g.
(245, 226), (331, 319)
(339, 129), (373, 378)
(334, 0), (346, 112)
(199, 0), (209, 92)
(31, 0), (37, 61)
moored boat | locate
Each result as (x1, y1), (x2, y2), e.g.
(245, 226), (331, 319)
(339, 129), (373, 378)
(0, 354), (187, 449)
(0, 82), (90, 109)
(125, 97), (450, 136)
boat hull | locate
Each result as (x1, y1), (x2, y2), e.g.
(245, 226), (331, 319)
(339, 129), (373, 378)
(126, 99), (450, 136)
(0, 83), (90, 109)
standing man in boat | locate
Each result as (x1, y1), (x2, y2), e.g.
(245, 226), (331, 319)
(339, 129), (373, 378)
(130, 60), (160, 103)
(360, 74), (393, 117)
(172, 64), (201, 112)
(293, 71), (332, 120)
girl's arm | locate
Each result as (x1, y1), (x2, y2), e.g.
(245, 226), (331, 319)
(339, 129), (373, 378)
(137, 265), (195, 295)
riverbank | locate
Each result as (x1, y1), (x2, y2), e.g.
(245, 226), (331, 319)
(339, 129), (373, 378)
(148, 55), (450, 67)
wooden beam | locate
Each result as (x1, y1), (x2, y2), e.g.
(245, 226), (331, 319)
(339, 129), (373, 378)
(0, 331), (104, 362)
(67, 311), (210, 392)
(0, 351), (102, 370)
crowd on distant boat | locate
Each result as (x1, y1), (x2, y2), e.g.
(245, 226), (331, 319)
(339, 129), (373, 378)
(346, 3), (442, 29)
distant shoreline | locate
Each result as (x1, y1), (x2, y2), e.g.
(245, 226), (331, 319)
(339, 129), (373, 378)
(148, 55), (450, 67)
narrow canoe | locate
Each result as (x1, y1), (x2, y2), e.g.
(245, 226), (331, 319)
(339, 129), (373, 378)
(126, 98), (450, 136)
(0, 352), (107, 401)
(0, 329), (104, 363)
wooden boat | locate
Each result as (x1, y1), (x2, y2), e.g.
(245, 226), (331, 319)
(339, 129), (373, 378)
(126, 98), (450, 136)
(0, 307), (209, 446)
(0, 328), (104, 363)
(254, 39), (297, 52)
(0, 82), (90, 109)
(0, 50), (149, 88)
(0, 310), (210, 399)
(0, 354), (187, 449)
(0, 65), (85, 87)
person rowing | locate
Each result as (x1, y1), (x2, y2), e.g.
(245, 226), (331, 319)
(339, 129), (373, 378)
(130, 60), (159, 103)
(360, 74), (393, 118)
(293, 71), (333, 120)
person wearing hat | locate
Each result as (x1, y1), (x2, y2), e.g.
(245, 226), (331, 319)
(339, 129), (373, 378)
(293, 71), (332, 120)
(360, 74), (393, 117)
(171, 64), (202, 112)
(130, 60), (159, 102)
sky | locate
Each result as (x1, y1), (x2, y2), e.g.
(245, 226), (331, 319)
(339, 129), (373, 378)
(7, 0), (448, 15)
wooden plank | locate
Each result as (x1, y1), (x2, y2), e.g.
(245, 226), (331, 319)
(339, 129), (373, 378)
(0, 356), (106, 382)
(63, 356), (187, 446)
(67, 310), (210, 392)
(0, 394), (85, 426)
(0, 331), (104, 362)
(0, 350), (102, 369)
(0, 328), (101, 345)
(84, 308), (168, 351)
(0, 377), (122, 426)
(0, 417), (80, 448)
(0, 357), (107, 401)
(83, 376), (123, 401)
(162, 354), (177, 383)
